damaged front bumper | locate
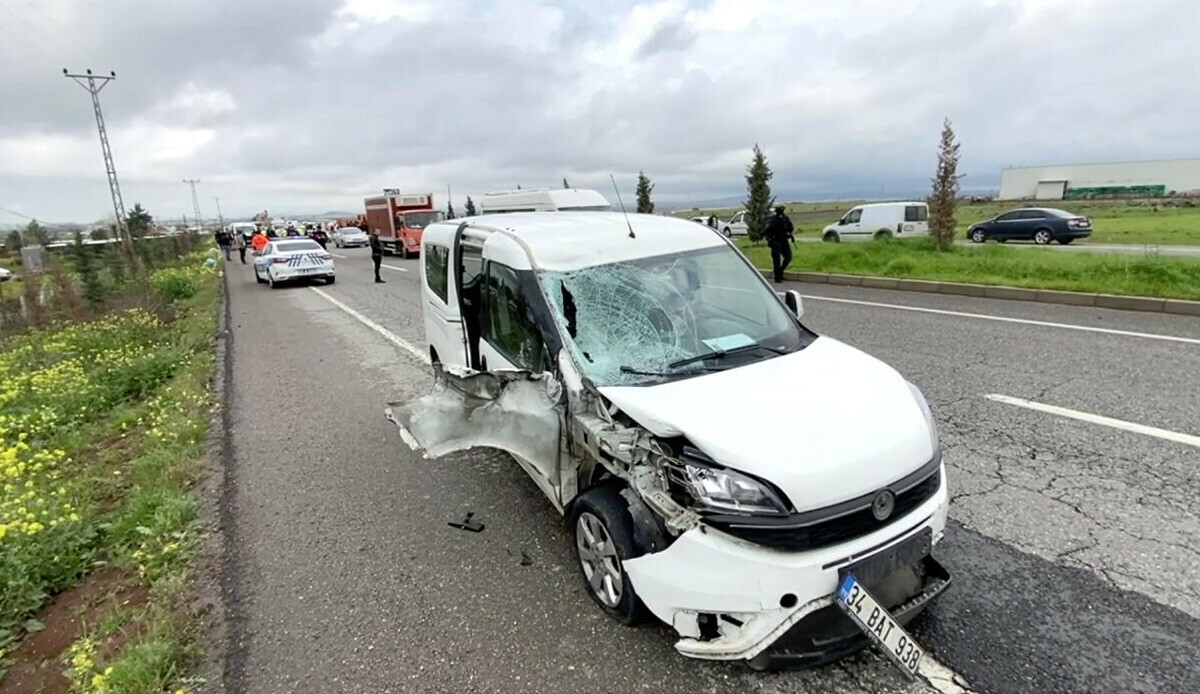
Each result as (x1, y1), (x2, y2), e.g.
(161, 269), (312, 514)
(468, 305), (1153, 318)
(622, 468), (949, 666)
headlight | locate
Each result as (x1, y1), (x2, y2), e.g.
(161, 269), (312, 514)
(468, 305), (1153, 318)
(681, 458), (789, 516)
(906, 381), (939, 454)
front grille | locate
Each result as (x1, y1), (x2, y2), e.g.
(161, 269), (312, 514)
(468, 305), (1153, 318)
(705, 464), (941, 552)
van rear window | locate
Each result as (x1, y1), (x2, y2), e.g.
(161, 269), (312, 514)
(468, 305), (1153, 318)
(905, 206), (928, 222)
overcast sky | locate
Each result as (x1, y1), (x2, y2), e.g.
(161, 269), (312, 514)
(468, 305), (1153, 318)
(2, 0), (1198, 225)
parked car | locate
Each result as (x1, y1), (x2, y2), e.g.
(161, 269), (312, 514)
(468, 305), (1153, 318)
(252, 239), (335, 288)
(392, 212), (951, 669)
(333, 226), (370, 248)
(967, 208), (1092, 245)
(689, 215), (721, 231)
(721, 211), (748, 237)
(821, 202), (929, 242)
(0, 267), (12, 282)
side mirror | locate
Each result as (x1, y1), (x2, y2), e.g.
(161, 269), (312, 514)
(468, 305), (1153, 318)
(779, 290), (804, 319)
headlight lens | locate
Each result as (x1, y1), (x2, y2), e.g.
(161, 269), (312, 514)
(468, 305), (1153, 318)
(907, 381), (940, 454)
(681, 459), (789, 516)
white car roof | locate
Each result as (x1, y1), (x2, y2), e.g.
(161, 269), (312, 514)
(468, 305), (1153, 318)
(853, 201), (926, 209)
(424, 212), (726, 272)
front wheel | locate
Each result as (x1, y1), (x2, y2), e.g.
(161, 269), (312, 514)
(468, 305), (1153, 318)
(1033, 228), (1053, 245)
(970, 228), (987, 243)
(823, 232), (840, 243)
(722, 227), (732, 238)
(570, 487), (649, 625)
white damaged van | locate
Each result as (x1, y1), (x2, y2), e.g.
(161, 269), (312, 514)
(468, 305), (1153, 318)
(390, 212), (950, 669)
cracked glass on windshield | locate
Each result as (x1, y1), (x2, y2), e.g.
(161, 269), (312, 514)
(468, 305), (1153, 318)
(540, 245), (808, 386)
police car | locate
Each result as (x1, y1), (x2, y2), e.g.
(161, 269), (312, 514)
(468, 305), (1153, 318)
(252, 238), (335, 288)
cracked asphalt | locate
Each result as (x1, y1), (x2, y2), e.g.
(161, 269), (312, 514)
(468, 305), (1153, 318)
(219, 249), (1200, 693)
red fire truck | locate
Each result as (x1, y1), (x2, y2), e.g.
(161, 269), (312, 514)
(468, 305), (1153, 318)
(363, 191), (445, 258)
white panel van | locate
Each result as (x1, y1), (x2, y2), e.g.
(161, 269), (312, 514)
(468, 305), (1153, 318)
(821, 202), (929, 242)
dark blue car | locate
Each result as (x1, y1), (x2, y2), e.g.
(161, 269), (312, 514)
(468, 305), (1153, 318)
(967, 208), (1092, 245)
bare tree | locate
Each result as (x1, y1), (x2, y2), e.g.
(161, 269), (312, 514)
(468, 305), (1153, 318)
(928, 118), (962, 250)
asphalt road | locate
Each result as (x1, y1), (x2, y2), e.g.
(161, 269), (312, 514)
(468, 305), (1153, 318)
(794, 236), (1200, 256)
(219, 248), (1200, 693)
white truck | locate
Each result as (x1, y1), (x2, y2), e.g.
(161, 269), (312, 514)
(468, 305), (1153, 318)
(478, 188), (611, 214)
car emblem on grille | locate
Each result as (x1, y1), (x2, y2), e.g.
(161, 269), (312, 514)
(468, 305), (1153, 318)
(871, 490), (896, 521)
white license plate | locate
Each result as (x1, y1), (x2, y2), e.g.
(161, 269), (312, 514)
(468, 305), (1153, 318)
(836, 574), (924, 678)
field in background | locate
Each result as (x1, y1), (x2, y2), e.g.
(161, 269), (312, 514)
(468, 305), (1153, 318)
(677, 199), (1200, 245)
(737, 237), (1200, 300)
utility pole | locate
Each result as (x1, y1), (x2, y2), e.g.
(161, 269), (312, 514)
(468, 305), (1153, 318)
(213, 196), (225, 229)
(63, 68), (131, 256)
(183, 179), (203, 229)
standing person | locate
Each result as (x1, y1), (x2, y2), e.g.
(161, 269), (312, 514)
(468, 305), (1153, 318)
(216, 228), (232, 260)
(763, 205), (795, 283)
(369, 229), (385, 284)
(234, 229), (248, 264)
(251, 229), (268, 254)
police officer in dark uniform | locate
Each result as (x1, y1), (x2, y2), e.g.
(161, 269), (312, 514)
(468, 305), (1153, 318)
(369, 229), (385, 283)
(763, 205), (795, 283)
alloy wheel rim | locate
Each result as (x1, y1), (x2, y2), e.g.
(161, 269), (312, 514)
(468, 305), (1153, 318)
(576, 512), (623, 608)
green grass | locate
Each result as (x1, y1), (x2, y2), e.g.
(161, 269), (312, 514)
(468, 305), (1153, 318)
(678, 199), (1200, 245)
(738, 237), (1200, 300)
(0, 254), (219, 691)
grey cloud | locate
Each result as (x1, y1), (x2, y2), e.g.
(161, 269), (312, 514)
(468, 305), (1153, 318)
(635, 19), (698, 59)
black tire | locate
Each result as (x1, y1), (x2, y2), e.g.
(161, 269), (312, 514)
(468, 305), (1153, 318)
(1033, 228), (1053, 245)
(326, 276), (336, 284)
(254, 267), (266, 284)
(874, 229), (892, 240)
(970, 228), (987, 243)
(722, 227), (732, 238)
(570, 487), (650, 625)
(823, 232), (840, 243)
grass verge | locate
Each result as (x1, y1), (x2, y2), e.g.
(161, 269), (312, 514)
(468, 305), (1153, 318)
(0, 252), (220, 693)
(738, 237), (1200, 300)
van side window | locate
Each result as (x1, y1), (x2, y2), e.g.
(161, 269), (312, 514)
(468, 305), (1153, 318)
(482, 263), (548, 372)
(424, 244), (449, 302)
(904, 205), (928, 222)
(845, 208), (862, 224)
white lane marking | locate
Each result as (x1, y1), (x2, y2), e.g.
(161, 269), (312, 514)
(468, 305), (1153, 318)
(985, 394), (1200, 448)
(309, 287), (429, 364)
(382, 263), (410, 272)
(804, 295), (1200, 346)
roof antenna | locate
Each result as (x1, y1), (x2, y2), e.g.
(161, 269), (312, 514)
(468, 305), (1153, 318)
(609, 174), (636, 239)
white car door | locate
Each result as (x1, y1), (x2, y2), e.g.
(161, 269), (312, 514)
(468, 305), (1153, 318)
(838, 207), (865, 239)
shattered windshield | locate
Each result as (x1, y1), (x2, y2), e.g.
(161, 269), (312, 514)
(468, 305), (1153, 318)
(540, 246), (808, 387)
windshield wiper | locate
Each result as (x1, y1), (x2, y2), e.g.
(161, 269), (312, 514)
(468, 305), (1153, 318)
(619, 365), (676, 378)
(668, 342), (786, 369)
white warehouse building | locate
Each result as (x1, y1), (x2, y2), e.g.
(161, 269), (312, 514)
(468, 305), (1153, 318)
(997, 158), (1200, 201)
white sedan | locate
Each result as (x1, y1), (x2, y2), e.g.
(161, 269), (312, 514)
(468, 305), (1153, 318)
(252, 239), (335, 288)
(333, 226), (369, 248)
(0, 267), (12, 282)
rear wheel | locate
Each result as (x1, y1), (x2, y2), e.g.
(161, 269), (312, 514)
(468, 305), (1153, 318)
(970, 228), (987, 243)
(874, 229), (892, 240)
(1033, 228), (1053, 245)
(570, 487), (649, 625)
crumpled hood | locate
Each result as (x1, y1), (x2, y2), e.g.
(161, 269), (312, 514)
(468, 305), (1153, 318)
(597, 337), (934, 513)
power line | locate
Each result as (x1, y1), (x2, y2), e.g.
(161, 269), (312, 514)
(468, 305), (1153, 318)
(63, 67), (132, 255)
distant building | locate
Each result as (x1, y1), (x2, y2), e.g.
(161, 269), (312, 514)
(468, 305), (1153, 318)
(998, 158), (1200, 200)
